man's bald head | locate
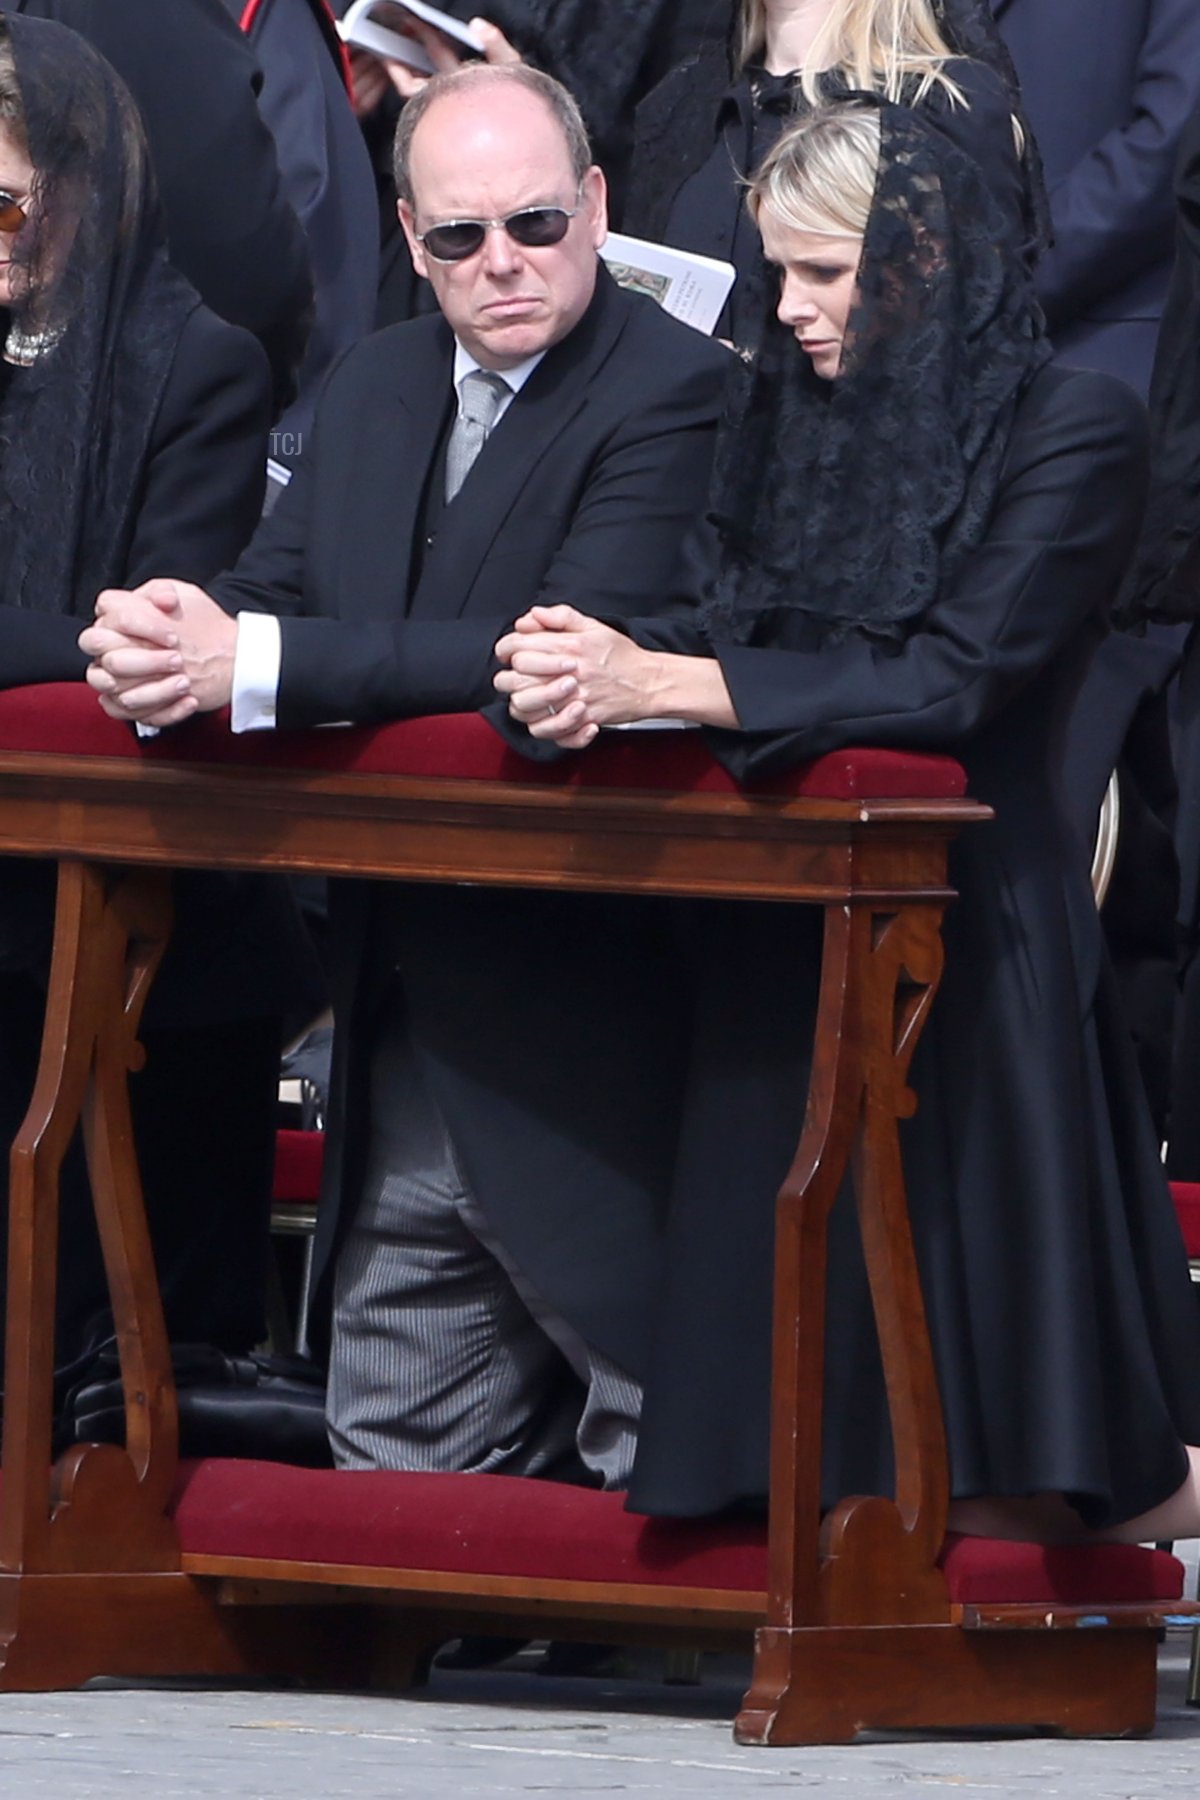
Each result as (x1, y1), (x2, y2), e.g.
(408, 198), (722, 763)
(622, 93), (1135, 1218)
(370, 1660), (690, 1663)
(394, 65), (608, 371)
(393, 62), (591, 206)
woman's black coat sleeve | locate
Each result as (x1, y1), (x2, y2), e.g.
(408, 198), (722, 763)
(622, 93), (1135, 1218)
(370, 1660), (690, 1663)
(0, 307), (271, 691)
(633, 370), (1150, 780)
(713, 370), (1150, 779)
(123, 307), (272, 587)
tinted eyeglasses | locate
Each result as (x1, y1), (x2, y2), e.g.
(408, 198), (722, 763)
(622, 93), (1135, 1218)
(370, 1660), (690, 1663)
(416, 193), (582, 265)
(0, 191), (28, 233)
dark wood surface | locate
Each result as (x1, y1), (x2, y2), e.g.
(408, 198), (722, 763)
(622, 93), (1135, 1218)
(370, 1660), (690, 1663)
(0, 739), (1173, 1741)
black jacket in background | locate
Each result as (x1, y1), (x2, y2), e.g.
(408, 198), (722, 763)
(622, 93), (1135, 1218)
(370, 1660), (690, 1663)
(995, 0), (1200, 394)
(10, 0), (314, 410)
(227, 0), (379, 446)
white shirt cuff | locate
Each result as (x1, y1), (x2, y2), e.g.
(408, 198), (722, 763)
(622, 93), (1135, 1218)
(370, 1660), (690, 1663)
(231, 610), (282, 734)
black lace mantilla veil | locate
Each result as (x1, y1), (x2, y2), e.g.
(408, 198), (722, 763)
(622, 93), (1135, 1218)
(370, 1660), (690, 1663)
(625, 0), (1049, 256)
(0, 12), (198, 618)
(701, 103), (1050, 649)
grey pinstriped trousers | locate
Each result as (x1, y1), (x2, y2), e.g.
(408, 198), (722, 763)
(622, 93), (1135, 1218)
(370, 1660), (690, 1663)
(326, 1011), (642, 1486)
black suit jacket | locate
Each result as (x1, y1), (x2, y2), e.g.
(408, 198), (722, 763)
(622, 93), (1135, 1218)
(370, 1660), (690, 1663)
(213, 268), (729, 725)
(12, 0), (314, 409)
(995, 0), (1200, 386)
(221, 269), (729, 1373)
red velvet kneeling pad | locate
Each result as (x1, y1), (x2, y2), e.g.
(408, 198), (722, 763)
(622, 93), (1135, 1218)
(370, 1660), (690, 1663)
(1169, 1182), (1200, 1260)
(0, 683), (967, 801)
(170, 1461), (1184, 1605)
(272, 1129), (325, 1206)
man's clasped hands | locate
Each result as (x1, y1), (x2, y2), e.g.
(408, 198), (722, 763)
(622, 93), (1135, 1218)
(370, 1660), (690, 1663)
(79, 584), (735, 742)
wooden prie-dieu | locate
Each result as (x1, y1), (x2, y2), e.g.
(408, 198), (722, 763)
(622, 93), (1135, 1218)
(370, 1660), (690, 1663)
(0, 683), (1190, 1744)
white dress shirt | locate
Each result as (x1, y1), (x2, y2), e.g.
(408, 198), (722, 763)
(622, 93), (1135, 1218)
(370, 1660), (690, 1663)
(230, 341), (546, 734)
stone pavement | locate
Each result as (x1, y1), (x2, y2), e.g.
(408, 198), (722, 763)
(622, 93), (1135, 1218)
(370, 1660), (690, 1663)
(0, 1634), (1198, 1798)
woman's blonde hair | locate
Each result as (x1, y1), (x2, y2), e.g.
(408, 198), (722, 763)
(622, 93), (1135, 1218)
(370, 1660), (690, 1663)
(739, 0), (962, 108)
(748, 105), (881, 240)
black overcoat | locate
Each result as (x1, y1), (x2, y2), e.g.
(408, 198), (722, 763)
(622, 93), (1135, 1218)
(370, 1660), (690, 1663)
(621, 364), (1200, 1527)
(0, 305), (315, 1368)
(209, 271), (731, 1376)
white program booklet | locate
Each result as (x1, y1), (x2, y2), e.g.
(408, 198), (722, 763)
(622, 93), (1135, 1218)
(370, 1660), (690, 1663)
(337, 0), (483, 73)
(600, 233), (735, 337)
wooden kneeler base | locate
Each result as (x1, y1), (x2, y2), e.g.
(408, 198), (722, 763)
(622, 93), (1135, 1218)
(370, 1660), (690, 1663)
(736, 1622), (1162, 1744)
(0, 1571), (430, 1693)
(0, 721), (1185, 1741)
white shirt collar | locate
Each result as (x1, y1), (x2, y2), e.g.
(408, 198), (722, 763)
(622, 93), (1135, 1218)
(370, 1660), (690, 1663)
(452, 339), (546, 401)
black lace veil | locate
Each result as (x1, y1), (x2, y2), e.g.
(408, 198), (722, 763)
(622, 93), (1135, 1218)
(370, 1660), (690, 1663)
(703, 101), (1049, 648)
(0, 12), (199, 617)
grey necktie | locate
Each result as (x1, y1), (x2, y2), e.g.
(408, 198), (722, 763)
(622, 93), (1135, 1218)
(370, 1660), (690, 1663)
(445, 369), (510, 502)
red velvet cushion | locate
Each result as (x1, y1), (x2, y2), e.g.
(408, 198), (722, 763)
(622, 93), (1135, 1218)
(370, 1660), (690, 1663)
(272, 1129), (325, 1206)
(0, 683), (966, 800)
(171, 1461), (769, 1591)
(937, 1532), (1183, 1605)
(1169, 1182), (1200, 1259)
(170, 1461), (1183, 1605)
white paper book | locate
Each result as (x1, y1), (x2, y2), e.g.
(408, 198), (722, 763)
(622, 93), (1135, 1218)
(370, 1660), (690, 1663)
(337, 0), (483, 74)
(600, 232), (735, 337)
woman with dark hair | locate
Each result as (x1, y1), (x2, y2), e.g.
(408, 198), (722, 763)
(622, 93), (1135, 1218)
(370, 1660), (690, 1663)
(625, 0), (1045, 344)
(0, 13), (311, 1392)
(495, 102), (1200, 1541)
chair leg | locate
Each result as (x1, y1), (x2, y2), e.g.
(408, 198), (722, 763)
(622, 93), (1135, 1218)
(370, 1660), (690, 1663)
(663, 1648), (702, 1685)
(1190, 1552), (1200, 1706)
(294, 1233), (316, 1358)
(263, 1245), (295, 1354)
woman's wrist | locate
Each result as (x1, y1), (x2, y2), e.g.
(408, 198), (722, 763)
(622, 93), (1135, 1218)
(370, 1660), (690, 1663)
(647, 653), (738, 728)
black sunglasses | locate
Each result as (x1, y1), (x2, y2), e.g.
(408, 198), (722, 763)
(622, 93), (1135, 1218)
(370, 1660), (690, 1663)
(416, 194), (582, 264)
(0, 191), (27, 234)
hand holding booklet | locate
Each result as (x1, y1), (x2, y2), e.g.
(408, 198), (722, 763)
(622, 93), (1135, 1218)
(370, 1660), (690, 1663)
(337, 0), (484, 74)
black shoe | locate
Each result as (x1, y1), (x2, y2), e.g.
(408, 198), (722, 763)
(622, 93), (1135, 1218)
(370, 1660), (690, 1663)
(535, 1641), (623, 1678)
(434, 1635), (531, 1671)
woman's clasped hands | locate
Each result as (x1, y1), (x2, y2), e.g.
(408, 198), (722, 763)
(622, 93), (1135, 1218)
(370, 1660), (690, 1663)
(493, 604), (738, 743)
(493, 604), (663, 747)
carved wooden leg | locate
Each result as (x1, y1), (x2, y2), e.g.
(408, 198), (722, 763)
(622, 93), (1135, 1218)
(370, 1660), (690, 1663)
(0, 859), (241, 1687)
(736, 896), (953, 1745)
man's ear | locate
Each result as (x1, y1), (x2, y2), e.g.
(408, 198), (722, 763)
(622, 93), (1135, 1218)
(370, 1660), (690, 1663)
(398, 199), (429, 279)
(582, 164), (608, 249)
